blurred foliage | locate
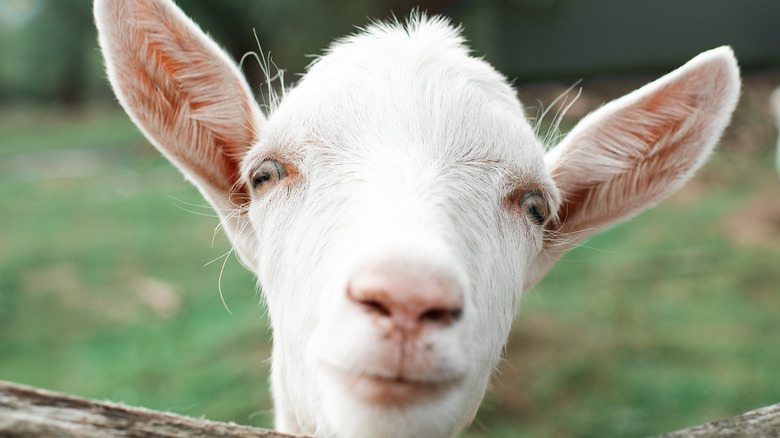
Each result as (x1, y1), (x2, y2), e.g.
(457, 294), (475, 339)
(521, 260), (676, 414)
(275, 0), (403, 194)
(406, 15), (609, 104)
(0, 0), (456, 104)
(2, 0), (779, 105)
(1, 0), (99, 103)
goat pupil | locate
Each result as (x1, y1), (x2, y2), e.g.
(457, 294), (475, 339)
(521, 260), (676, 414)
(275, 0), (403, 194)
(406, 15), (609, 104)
(528, 206), (544, 225)
(253, 172), (272, 188)
(519, 191), (547, 226)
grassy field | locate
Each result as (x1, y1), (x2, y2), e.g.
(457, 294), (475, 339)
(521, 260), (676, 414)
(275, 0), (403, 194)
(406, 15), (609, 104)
(1, 74), (779, 437)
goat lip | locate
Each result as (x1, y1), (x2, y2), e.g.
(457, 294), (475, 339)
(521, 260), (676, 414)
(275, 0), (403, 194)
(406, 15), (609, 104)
(332, 368), (460, 406)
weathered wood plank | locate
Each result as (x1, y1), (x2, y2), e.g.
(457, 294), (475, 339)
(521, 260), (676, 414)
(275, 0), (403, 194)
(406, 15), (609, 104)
(655, 403), (780, 438)
(2, 379), (778, 437)
(0, 380), (304, 438)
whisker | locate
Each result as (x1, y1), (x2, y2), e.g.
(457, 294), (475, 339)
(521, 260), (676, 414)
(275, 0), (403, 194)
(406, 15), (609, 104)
(240, 29), (287, 115)
(531, 79), (583, 149)
(217, 249), (235, 315)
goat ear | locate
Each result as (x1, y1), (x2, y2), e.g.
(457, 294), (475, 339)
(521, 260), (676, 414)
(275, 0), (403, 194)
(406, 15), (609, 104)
(527, 46), (740, 288)
(94, 0), (262, 270)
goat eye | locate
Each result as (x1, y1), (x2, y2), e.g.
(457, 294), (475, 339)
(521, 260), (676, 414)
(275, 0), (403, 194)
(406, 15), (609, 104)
(519, 191), (549, 226)
(251, 159), (287, 195)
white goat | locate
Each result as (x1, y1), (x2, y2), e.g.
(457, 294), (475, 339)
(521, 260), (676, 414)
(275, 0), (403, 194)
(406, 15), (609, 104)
(94, 1), (740, 437)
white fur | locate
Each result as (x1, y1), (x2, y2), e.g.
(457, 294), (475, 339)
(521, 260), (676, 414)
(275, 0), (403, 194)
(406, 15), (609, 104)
(94, 2), (741, 437)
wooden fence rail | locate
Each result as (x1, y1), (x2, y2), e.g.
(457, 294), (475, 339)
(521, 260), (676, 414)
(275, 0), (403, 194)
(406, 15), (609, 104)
(0, 381), (301, 438)
(1, 380), (778, 437)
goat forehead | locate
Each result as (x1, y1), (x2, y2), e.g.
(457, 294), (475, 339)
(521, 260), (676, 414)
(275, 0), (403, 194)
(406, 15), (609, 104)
(286, 20), (527, 136)
(268, 60), (542, 159)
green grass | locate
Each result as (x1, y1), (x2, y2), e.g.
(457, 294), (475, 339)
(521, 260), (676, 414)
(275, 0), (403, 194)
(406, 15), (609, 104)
(0, 105), (271, 427)
(1, 101), (779, 437)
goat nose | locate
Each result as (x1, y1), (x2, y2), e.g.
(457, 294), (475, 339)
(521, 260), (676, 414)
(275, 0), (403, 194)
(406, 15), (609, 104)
(347, 263), (464, 331)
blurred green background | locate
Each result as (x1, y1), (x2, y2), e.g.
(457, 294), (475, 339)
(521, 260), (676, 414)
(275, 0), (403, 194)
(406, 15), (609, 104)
(1, 0), (779, 437)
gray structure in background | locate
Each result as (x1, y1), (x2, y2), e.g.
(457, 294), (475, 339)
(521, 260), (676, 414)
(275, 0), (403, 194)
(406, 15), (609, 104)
(455, 0), (780, 82)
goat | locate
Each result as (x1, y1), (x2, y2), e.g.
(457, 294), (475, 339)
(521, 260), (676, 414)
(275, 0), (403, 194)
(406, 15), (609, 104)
(94, 1), (740, 437)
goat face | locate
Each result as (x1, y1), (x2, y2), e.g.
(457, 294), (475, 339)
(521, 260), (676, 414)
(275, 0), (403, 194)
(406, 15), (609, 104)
(244, 20), (556, 436)
(95, 1), (740, 437)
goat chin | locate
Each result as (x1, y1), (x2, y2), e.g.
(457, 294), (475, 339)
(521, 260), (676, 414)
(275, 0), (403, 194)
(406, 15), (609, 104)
(305, 364), (484, 438)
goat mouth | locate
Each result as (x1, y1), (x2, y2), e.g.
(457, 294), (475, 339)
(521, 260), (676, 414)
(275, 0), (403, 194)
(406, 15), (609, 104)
(335, 369), (459, 406)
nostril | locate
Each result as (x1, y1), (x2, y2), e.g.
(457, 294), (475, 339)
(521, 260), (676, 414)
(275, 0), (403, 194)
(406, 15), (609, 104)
(420, 307), (463, 325)
(347, 284), (391, 317)
(358, 298), (392, 317)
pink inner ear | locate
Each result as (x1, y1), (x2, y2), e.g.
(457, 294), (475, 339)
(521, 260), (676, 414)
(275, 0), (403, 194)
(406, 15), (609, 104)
(107, 0), (257, 208)
(548, 61), (732, 239)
